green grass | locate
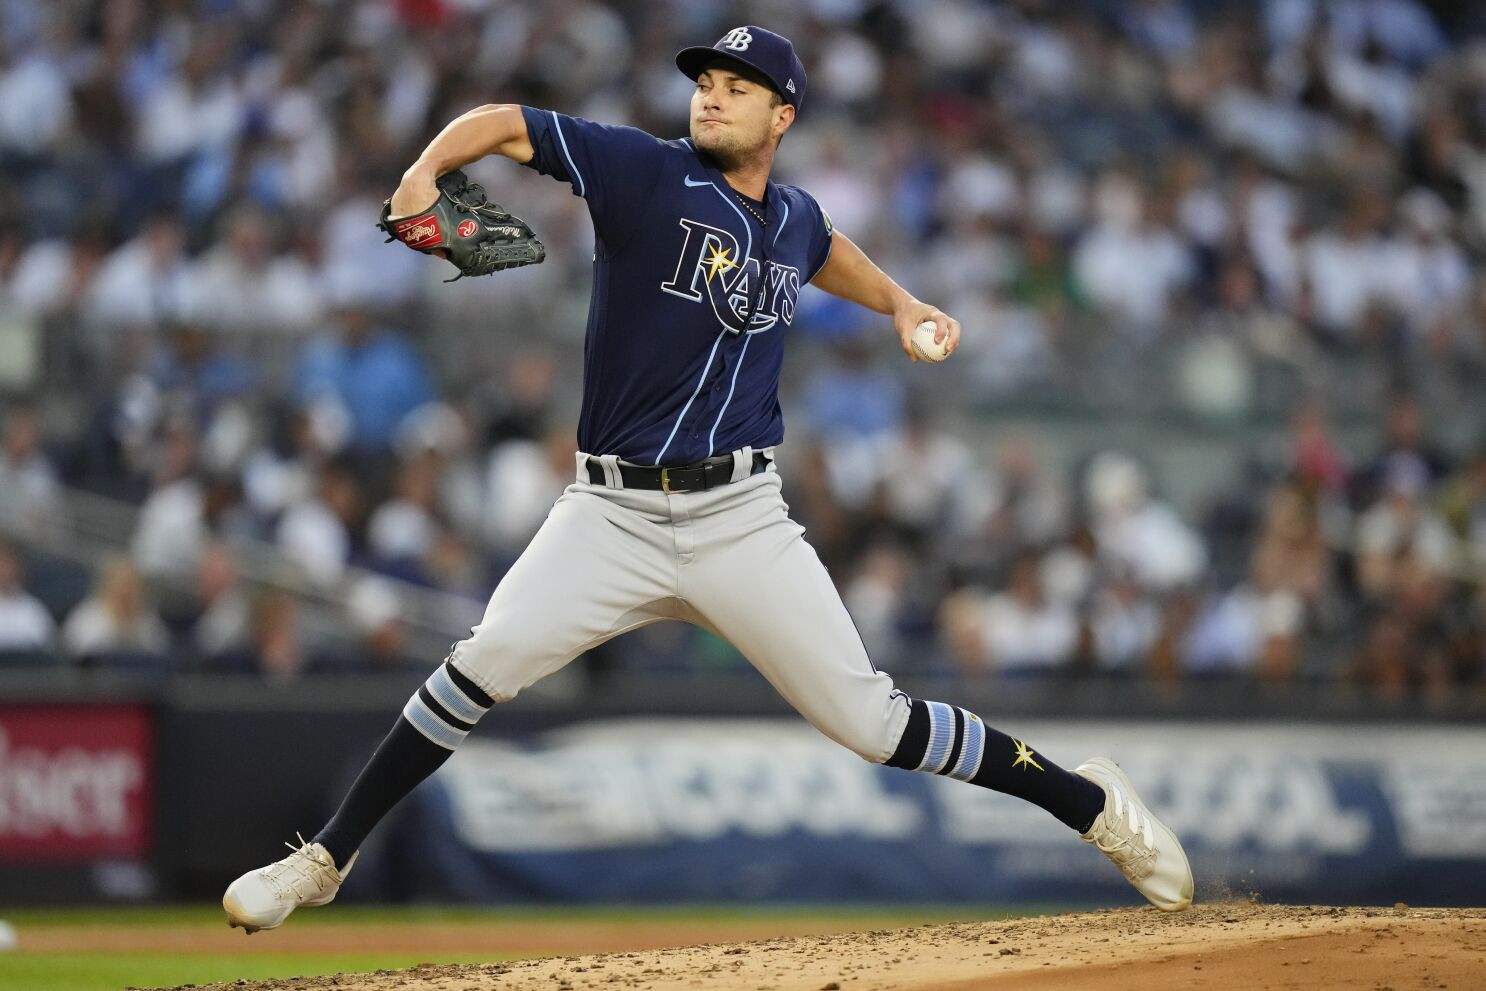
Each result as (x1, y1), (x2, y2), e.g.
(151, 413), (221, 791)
(0, 903), (1050, 991)
(0, 953), (501, 991)
(0, 902), (1041, 927)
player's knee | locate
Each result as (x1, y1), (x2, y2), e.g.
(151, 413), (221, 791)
(824, 713), (901, 765)
(448, 623), (558, 703)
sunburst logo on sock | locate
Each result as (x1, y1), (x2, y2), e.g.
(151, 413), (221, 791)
(1011, 739), (1044, 771)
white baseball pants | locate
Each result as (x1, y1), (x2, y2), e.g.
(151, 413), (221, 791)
(447, 450), (911, 763)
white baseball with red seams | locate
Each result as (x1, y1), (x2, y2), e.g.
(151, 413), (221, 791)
(910, 320), (950, 362)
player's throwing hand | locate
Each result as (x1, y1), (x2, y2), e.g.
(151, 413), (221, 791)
(894, 301), (960, 363)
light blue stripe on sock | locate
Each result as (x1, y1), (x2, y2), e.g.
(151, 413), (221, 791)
(918, 701), (955, 773)
(948, 708), (985, 782)
(402, 695), (467, 750)
(425, 665), (488, 724)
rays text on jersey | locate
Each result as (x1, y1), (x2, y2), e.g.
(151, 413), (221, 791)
(660, 218), (801, 334)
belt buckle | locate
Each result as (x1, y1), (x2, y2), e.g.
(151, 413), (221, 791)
(660, 467), (673, 494)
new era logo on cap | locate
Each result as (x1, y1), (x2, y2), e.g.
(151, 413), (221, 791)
(675, 25), (808, 110)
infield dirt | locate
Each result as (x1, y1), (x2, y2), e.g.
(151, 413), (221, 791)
(143, 903), (1486, 991)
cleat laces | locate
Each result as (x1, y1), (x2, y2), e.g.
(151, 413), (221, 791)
(259, 834), (337, 901)
(1090, 785), (1157, 880)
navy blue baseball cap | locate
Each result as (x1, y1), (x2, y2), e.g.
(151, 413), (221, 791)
(676, 26), (807, 110)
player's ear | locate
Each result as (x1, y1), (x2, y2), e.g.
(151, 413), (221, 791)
(773, 103), (795, 142)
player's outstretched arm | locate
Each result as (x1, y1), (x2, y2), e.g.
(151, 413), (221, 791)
(389, 104), (534, 219)
(810, 231), (960, 362)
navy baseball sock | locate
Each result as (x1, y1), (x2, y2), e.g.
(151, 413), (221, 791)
(884, 698), (1104, 833)
(314, 660), (493, 867)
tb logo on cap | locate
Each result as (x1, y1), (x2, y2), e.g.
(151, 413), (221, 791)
(721, 27), (753, 51)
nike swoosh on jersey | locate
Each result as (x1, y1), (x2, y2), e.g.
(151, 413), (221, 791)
(683, 175), (711, 187)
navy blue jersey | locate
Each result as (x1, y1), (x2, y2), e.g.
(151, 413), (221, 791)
(520, 107), (833, 466)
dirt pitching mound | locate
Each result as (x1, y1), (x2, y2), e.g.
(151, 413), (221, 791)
(154, 903), (1486, 991)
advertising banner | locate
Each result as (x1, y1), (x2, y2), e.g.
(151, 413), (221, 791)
(365, 719), (1486, 906)
(0, 705), (155, 862)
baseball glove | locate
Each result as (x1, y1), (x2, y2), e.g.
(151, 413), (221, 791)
(378, 170), (546, 281)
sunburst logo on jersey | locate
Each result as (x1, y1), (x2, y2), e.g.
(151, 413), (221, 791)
(703, 243), (737, 282)
(1011, 739), (1044, 772)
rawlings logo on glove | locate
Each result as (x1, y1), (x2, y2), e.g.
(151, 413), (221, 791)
(378, 170), (546, 281)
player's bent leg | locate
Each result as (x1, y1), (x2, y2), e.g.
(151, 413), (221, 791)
(448, 484), (682, 701)
(685, 474), (1190, 910)
(882, 698), (1193, 910)
(225, 482), (678, 932)
(679, 477), (909, 763)
(222, 656), (490, 933)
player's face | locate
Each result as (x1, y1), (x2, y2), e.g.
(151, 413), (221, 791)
(689, 67), (789, 164)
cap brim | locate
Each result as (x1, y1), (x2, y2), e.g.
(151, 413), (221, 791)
(676, 47), (756, 83)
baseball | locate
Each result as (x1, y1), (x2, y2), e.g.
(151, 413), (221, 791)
(910, 320), (950, 362)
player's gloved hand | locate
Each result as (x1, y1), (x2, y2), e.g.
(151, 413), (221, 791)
(378, 169), (546, 281)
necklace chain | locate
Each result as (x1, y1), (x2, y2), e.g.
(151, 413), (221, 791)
(733, 190), (767, 226)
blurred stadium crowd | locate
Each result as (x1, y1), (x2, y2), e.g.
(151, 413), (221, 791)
(2, 0), (1486, 702)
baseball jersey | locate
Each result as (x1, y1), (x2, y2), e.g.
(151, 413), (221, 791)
(520, 107), (833, 466)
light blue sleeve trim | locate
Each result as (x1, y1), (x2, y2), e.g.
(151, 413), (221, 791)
(550, 111), (586, 197)
(772, 199), (790, 246)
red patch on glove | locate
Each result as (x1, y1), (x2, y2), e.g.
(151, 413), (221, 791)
(457, 219), (478, 238)
(393, 213), (443, 250)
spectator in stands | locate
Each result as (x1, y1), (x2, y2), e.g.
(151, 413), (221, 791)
(1288, 398), (1349, 495)
(1182, 579), (1304, 680)
(941, 550), (1079, 675)
(275, 457), (363, 588)
(60, 554), (169, 663)
(842, 541), (915, 663)
(83, 213), (189, 329)
(1353, 453), (1456, 602)
(367, 452), (441, 580)
(342, 576), (416, 671)
(148, 322), (256, 423)
(3, 0), (1485, 696)
(484, 422), (577, 567)
(1437, 445), (1486, 577)
(871, 404), (985, 553)
(1074, 173), (1196, 335)
(1302, 190), (1391, 344)
(133, 424), (249, 582)
(185, 541), (251, 663)
(215, 588), (308, 681)
(478, 348), (561, 446)
(1250, 483), (1334, 612)
(0, 398), (60, 537)
(294, 304), (435, 453)
(1353, 394), (1454, 507)
(182, 206), (320, 333)
(0, 540), (56, 657)
(1085, 451), (1206, 592)
(1088, 568), (1162, 674)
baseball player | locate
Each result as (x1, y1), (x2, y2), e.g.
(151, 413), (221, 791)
(224, 26), (1192, 932)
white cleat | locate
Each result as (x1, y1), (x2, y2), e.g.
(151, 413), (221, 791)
(1075, 757), (1193, 911)
(222, 835), (358, 933)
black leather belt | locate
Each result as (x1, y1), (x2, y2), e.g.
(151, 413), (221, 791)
(586, 452), (771, 493)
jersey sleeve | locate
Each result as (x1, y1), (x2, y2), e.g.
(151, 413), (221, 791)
(799, 190), (835, 282)
(520, 107), (669, 247)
